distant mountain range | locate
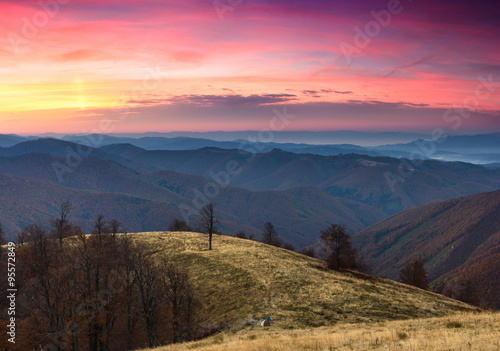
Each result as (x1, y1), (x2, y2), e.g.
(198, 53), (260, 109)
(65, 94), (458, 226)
(61, 134), (385, 157)
(373, 133), (500, 164)
(3, 132), (500, 164)
(71, 131), (428, 146)
(353, 190), (500, 309)
(100, 142), (500, 215)
(1, 138), (500, 244)
(1, 136), (499, 309)
(0, 134), (35, 147)
(0, 146), (386, 246)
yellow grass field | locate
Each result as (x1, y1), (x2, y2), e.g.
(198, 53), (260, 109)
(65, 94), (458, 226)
(130, 231), (496, 351)
(151, 312), (500, 351)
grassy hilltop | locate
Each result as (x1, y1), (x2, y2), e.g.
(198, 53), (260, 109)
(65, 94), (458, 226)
(131, 231), (476, 330)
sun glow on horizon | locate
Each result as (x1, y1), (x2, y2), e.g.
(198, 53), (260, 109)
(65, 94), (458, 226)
(0, 0), (499, 134)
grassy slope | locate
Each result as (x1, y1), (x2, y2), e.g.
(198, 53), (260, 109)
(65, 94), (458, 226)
(131, 231), (477, 332)
(151, 312), (500, 351)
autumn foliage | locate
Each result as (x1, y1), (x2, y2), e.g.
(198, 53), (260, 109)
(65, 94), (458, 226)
(320, 224), (370, 272)
(399, 257), (429, 290)
(1, 216), (199, 351)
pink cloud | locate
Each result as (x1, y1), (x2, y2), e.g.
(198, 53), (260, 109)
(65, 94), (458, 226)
(1, 0), (499, 134)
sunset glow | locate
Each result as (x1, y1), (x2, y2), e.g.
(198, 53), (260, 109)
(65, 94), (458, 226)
(1, 0), (499, 134)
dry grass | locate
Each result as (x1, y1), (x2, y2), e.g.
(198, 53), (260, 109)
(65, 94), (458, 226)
(150, 312), (500, 351)
(130, 231), (477, 331)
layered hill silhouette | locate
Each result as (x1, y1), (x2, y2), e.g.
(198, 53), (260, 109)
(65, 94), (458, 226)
(0, 138), (158, 173)
(61, 133), (383, 156)
(0, 171), (182, 236)
(1, 136), (499, 313)
(374, 133), (500, 164)
(0, 134), (31, 147)
(2, 138), (500, 242)
(0, 152), (385, 246)
(100, 143), (500, 214)
(353, 190), (500, 309)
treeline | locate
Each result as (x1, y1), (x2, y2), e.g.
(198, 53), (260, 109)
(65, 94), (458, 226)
(0, 206), (200, 351)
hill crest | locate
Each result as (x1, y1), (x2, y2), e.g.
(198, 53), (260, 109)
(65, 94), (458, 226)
(130, 231), (478, 330)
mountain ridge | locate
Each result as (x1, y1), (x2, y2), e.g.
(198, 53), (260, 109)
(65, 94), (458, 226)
(353, 190), (500, 309)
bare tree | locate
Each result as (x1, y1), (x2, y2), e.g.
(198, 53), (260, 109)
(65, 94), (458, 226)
(282, 243), (295, 251)
(443, 277), (479, 306)
(15, 227), (28, 246)
(21, 223), (69, 350)
(262, 221), (282, 247)
(50, 201), (72, 246)
(198, 203), (217, 250)
(77, 228), (123, 351)
(134, 250), (163, 348)
(109, 218), (122, 239)
(455, 278), (479, 305)
(320, 224), (356, 271)
(399, 256), (428, 290)
(92, 214), (108, 244)
(168, 218), (193, 232)
(160, 260), (197, 343)
(117, 235), (141, 350)
(9, 217), (202, 350)
(235, 231), (247, 239)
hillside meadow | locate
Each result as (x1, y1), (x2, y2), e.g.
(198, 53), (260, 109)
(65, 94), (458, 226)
(130, 231), (477, 329)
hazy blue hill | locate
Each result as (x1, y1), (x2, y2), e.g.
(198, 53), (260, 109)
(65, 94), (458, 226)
(100, 146), (500, 215)
(147, 171), (387, 245)
(0, 153), (385, 246)
(66, 133), (382, 156)
(0, 171), (182, 238)
(0, 138), (157, 173)
(100, 145), (251, 175)
(0, 134), (29, 147)
(103, 130), (425, 146)
(373, 133), (500, 164)
(3, 139), (500, 247)
(0, 153), (184, 203)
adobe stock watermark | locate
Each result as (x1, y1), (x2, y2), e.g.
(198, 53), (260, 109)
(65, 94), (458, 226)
(6, 242), (17, 344)
(384, 74), (499, 192)
(339, 0), (411, 65)
(213, 0), (243, 21)
(7, 0), (70, 55)
(179, 106), (296, 223)
(50, 65), (162, 182)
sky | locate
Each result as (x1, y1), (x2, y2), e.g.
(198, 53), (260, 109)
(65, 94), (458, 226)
(0, 0), (499, 135)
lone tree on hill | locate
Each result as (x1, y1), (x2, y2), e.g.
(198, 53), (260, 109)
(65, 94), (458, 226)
(261, 221), (282, 247)
(320, 223), (357, 271)
(199, 203), (217, 250)
(399, 256), (429, 290)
